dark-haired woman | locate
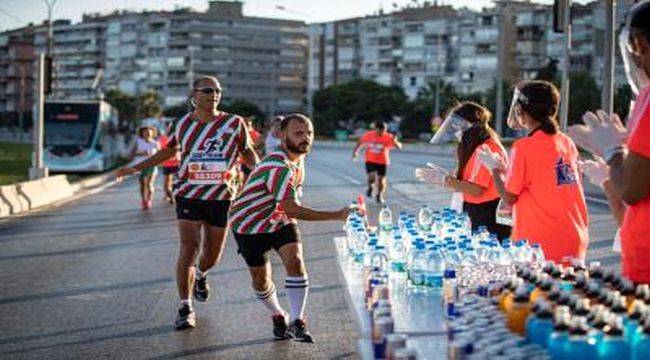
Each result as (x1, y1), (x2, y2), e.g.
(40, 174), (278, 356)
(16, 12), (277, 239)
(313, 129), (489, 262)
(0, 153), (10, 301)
(480, 80), (589, 264)
(417, 101), (511, 240)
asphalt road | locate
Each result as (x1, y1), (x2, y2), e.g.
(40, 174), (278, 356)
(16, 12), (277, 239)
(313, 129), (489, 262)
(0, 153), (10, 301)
(0, 143), (620, 359)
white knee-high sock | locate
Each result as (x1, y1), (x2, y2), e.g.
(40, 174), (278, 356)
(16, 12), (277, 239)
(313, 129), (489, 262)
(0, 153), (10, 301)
(285, 275), (309, 321)
(255, 283), (284, 316)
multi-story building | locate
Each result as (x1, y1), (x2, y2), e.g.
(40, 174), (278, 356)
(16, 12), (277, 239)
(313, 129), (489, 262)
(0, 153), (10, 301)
(309, 4), (458, 100)
(34, 17), (107, 100)
(104, 1), (308, 114)
(515, 1), (632, 86)
(4, 1), (307, 115)
(0, 25), (39, 125)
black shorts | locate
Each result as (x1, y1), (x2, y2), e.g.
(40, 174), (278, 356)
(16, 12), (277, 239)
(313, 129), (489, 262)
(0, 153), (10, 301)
(365, 162), (387, 176)
(233, 224), (301, 267)
(463, 199), (511, 241)
(162, 166), (178, 176)
(175, 197), (230, 227)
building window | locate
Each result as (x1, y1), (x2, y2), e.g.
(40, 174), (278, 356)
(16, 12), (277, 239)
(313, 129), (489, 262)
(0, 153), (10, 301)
(410, 77), (417, 86)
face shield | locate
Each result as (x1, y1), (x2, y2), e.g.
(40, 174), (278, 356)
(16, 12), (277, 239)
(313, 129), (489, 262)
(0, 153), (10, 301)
(619, 26), (650, 96)
(506, 88), (528, 131)
(429, 113), (472, 144)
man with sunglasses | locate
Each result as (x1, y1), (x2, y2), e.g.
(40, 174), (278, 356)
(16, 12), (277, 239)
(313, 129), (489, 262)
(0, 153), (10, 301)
(116, 75), (259, 329)
(569, 1), (650, 284)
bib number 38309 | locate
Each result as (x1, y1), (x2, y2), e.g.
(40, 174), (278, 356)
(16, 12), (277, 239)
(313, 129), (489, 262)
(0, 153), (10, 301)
(187, 154), (229, 185)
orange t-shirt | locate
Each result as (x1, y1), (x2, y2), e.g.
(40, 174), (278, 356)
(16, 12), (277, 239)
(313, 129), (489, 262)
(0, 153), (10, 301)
(621, 85), (650, 283)
(159, 135), (180, 167)
(505, 130), (589, 263)
(360, 131), (396, 165)
(461, 138), (508, 204)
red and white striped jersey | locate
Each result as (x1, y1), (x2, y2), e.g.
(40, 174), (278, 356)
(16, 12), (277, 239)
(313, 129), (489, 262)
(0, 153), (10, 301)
(166, 111), (251, 201)
(229, 150), (303, 234)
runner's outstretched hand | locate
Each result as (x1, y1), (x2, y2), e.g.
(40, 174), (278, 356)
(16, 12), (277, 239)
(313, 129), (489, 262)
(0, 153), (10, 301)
(115, 167), (137, 182)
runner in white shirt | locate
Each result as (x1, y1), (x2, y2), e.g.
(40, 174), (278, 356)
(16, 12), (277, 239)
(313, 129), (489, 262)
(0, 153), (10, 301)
(129, 124), (160, 210)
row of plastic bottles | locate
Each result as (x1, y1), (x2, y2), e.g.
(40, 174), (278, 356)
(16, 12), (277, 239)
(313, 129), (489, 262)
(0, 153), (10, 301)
(346, 205), (545, 295)
(498, 262), (650, 359)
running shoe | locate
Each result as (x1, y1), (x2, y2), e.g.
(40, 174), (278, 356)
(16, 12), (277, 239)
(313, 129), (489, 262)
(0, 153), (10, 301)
(287, 319), (314, 343)
(376, 195), (385, 204)
(272, 313), (289, 340)
(175, 304), (196, 330)
(194, 275), (210, 302)
(366, 186), (373, 197)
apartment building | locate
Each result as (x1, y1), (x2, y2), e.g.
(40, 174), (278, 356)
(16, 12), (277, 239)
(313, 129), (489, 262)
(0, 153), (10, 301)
(0, 25), (39, 124)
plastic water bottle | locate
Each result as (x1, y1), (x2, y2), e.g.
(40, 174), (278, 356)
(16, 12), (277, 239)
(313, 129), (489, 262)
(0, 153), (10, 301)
(353, 231), (369, 264)
(530, 243), (545, 269)
(632, 318), (650, 360)
(418, 205), (433, 232)
(548, 312), (571, 360)
(379, 206), (393, 232)
(425, 246), (445, 289)
(409, 242), (427, 289)
(443, 269), (458, 317)
(526, 301), (555, 347)
(370, 245), (389, 271)
(598, 316), (630, 359)
(566, 317), (597, 360)
(389, 235), (407, 273)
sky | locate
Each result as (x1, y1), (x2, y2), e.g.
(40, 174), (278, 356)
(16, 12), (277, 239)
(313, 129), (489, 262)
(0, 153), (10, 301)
(0, 0), (591, 32)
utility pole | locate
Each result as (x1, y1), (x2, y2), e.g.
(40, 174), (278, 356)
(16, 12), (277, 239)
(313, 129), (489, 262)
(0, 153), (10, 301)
(44, 0), (57, 98)
(29, 54), (49, 180)
(602, 0), (615, 117)
(558, 0), (572, 132)
(495, 1), (505, 136)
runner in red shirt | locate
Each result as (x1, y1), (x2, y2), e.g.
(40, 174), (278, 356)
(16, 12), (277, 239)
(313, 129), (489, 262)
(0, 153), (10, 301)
(568, 2), (650, 283)
(159, 128), (180, 204)
(352, 120), (402, 203)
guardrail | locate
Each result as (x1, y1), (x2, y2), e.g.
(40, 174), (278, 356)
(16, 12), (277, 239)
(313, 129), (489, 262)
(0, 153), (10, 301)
(0, 172), (115, 219)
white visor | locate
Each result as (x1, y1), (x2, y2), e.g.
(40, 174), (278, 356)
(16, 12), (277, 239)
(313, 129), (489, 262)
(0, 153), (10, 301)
(619, 26), (650, 96)
(506, 88), (528, 131)
(429, 113), (472, 144)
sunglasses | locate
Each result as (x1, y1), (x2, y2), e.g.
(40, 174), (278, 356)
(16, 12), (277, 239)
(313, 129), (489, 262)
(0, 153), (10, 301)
(195, 87), (222, 95)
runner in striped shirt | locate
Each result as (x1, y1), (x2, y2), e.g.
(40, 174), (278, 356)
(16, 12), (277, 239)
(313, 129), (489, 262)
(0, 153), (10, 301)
(230, 114), (351, 343)
(116, 76), (259, 330)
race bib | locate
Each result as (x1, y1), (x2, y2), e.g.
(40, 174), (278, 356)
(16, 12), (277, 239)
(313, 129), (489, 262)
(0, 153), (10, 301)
(187, 153), (230, 185)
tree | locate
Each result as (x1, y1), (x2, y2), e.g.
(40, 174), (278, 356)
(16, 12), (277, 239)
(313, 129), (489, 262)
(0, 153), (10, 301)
(221, 99), (265, 122)
(104, 89), (137, 127)
(568, 72), (601, 126)
(401, 81), (466, 137)
(311, 79), (409, 135)
(614, 84), (634, 123)
(138, 90), (162, 118)
(164, 103), (190, 119)
(535, 58), (560, 86)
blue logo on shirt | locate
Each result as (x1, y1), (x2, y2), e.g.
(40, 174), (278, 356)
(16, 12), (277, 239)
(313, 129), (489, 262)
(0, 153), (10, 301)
(556, 157), (577, 186)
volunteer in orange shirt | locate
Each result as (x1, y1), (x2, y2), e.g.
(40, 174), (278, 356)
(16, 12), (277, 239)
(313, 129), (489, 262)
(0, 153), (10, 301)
(480, 80), (589, 264)
(416, 102), (511, 240)
(569, 1), (650, 283)
(352, 120), (402, 204)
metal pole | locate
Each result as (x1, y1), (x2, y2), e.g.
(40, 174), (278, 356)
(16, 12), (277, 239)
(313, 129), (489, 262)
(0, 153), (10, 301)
(559, 0), (571, 132)
(44, 0), (56, 98)
(30, 54), (48, 180)
(495, 1), (504, 136)
(602, 0), (615, 116)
